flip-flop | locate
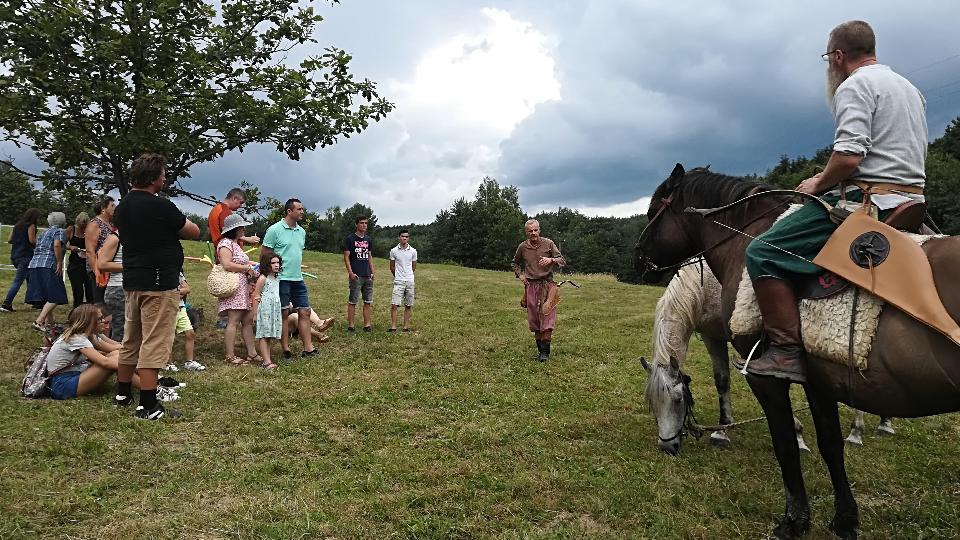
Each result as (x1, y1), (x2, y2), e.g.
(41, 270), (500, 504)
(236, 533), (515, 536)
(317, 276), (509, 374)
(317, 334), (331, 343)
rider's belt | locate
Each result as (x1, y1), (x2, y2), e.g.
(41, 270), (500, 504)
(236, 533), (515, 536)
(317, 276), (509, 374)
(846, 180), (923, 196)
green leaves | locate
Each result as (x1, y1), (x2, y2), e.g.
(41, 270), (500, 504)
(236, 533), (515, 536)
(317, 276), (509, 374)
(0, 0), (393, 195)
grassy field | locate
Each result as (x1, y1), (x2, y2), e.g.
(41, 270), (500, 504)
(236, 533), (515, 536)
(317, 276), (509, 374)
(0, 238), (958, 539)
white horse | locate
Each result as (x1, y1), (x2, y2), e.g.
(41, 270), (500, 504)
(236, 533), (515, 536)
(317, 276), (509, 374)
(640, 263), (893, 454)
(640, 263), (803, 453)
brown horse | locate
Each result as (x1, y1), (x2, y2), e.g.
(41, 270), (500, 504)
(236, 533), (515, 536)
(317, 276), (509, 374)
(635, 164), (960, 540)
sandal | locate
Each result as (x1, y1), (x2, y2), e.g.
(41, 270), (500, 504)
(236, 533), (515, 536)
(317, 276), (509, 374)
(317, 334), (331, 344)
(225, 356), (250, 366)
(315, 317), (335, 332)
(260, 360), (278, 371)
(246, 354), (264, 364)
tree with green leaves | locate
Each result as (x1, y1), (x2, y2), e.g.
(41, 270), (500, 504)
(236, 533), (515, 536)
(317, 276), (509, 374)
(0, 0), (393, 201)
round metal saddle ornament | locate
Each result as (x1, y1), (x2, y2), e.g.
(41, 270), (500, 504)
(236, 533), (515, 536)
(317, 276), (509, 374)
(849, 231), (890, 269)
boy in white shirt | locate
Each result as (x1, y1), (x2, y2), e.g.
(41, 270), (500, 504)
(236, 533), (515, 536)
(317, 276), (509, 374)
(388, 230), (417, 332)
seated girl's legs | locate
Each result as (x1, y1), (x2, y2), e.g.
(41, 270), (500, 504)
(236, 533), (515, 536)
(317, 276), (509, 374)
(76, 365), (114, 396)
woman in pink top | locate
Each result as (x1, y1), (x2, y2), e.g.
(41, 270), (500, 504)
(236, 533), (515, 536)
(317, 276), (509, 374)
(216, 214), (261, 365)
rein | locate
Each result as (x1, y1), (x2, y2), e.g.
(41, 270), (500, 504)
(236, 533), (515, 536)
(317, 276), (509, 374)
(660, 366), (811, 441)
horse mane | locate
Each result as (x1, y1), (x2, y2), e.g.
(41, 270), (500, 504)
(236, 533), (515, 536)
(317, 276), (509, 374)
(674, 167), (765, 209)
(645, 264), (711, 411)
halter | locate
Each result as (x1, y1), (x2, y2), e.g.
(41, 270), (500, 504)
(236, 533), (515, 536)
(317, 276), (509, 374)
(657, 369), (701, 442)
(638, 187), (823, 275)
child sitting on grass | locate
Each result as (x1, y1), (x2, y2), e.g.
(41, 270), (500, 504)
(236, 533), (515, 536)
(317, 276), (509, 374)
(47, 304), (142, 400)
(251, 253), (282, 370)
(164, 272), (205, 372)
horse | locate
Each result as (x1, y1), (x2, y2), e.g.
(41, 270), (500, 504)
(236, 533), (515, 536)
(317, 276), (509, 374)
(635, 164), (960, 540)
(639, 262), (812, 454)
(640, 255), (894, 453)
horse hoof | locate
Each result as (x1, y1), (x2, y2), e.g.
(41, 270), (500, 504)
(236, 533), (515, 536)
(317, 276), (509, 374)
(709, 431), (731, 449)
(875, 424), (896, 437)
(829, 516), (859, 539)
(845, 434), (864, 446)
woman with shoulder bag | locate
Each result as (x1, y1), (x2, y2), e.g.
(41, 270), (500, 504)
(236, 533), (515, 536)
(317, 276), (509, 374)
(217, 214), (261, 366)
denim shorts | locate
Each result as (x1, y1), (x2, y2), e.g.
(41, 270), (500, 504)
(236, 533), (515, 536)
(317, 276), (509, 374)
(49, 371), (81, 400)
(348, 276), (374, 305)
(279, 280), (310, 310)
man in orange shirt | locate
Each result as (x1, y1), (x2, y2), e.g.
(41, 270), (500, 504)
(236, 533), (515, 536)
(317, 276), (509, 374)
(208, 188), (261, 246)
(208, 188), (260, 330)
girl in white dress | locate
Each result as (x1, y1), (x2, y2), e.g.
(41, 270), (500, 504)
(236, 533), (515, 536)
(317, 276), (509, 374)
(252, 253), (282, 370)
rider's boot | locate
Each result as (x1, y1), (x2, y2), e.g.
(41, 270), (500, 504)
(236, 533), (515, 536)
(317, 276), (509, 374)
(746, 277), (806, 383)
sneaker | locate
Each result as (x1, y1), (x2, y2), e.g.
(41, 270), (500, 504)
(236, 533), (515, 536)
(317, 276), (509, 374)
(163, 363), (180, 372)
(301, 350), (319, 359)
(347, 327), (355, 333)
(31, 322), (48, 332)
(184, 360), (206, 371)
(0, 304), (13, 313)
(114, 394), (133, 407)
(282, 350), (292, 360)
(157, 387), (180, 402)
(387, 328), (397, 332)
(134, 403), (182, 420)
(157, 376), (185, 388)
(363, 326), (372, 332)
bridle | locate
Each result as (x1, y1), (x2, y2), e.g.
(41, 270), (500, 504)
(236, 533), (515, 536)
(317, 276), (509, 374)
(637, 186), (807, 276)
(657, 369), (700, 442)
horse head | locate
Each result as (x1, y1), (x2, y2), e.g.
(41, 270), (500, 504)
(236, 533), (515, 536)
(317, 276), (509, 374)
(635, 164), (705, 284)
(641, 355), (693, 455)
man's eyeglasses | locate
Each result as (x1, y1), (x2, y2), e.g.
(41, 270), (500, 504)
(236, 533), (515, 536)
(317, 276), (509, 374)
(821, 49), (842, 61)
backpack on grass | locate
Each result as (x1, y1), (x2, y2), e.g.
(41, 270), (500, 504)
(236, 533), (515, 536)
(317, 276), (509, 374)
(20, 323), (68, 399)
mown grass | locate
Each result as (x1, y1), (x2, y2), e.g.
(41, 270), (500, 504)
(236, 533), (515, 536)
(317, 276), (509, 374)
(0, 239), (957, 539)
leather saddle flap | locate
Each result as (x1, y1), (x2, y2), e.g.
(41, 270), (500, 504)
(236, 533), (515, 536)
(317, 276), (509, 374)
(813, 209), (960, 347)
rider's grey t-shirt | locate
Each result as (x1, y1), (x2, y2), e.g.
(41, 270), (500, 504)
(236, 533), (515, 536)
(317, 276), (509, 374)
(830, 64), (927, 209)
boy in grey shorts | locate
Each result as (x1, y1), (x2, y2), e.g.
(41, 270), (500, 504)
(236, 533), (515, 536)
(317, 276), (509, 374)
(343, 216), (375, 332)
(388, 229), (417, 332)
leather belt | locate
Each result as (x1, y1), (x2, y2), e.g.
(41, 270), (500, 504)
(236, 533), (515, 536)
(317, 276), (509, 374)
(846, 180), (924, 196)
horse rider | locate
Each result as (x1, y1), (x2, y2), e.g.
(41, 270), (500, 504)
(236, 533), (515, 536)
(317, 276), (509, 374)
(743, 20), (927, 383)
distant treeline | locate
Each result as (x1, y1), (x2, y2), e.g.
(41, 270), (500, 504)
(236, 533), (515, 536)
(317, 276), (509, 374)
(4, 118), (959, 283)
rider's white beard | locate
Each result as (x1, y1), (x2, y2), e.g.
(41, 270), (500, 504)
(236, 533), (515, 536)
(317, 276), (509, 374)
(825, 63), (846, 109)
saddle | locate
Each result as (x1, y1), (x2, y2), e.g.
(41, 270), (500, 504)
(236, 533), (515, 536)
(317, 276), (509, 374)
(813, 203), (960, 348)
(796, 200), (928, 299)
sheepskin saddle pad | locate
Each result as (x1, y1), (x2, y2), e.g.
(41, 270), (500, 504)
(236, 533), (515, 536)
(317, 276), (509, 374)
(729, 206), (941, 370)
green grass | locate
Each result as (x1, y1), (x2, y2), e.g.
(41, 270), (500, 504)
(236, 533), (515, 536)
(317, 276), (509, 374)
(0, 239), (957, 539)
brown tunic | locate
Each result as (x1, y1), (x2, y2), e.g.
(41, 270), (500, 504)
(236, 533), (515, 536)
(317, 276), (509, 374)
(511, 238), (565, 281)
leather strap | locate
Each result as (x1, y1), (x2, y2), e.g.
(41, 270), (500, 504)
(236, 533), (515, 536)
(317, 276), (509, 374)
(846, 180), (923, 196)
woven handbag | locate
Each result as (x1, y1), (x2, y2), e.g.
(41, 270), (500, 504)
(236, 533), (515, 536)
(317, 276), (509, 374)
(206, 265), (240, 298)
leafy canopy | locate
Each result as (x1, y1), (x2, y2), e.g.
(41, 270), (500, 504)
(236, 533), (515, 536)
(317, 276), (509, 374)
(0, 0), (393, 197)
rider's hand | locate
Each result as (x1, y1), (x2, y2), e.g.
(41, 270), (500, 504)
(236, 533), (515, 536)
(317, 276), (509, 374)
(795, 176), (823, 195)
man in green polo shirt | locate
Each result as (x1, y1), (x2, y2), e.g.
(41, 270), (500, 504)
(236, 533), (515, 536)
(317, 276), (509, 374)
(261, 198), (316, 361)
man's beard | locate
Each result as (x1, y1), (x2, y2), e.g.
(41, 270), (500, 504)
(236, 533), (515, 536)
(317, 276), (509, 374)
(825, 62), (846, 107)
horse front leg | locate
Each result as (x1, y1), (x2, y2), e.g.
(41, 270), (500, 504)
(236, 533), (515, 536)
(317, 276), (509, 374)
(746, 376), (810, 539)
(845, 409), (865, 446)
(704, 336), (733, 449)
(804, 384), (859, 539)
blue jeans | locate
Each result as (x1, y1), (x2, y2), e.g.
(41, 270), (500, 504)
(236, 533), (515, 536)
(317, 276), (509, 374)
(3, 257), (29, 306)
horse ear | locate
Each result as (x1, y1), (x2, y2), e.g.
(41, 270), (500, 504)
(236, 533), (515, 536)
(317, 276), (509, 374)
(668, 356), (680, 373)
(670, 163), (685, 179)
(639, 357), (651, 373)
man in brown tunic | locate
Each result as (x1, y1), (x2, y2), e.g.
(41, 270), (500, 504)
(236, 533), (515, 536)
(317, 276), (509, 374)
(511, 219), (566, 362)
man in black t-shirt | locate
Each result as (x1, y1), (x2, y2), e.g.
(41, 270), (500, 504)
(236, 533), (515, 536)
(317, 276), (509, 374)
(342, 216), (374, 332)
(113, 153), (200, 420)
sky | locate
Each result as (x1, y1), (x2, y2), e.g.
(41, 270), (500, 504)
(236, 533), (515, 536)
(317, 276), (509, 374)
(4, 0), (960, 224)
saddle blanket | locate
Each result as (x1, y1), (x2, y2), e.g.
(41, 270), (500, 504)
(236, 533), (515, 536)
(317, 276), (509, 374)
(729, 205), (940, 370)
